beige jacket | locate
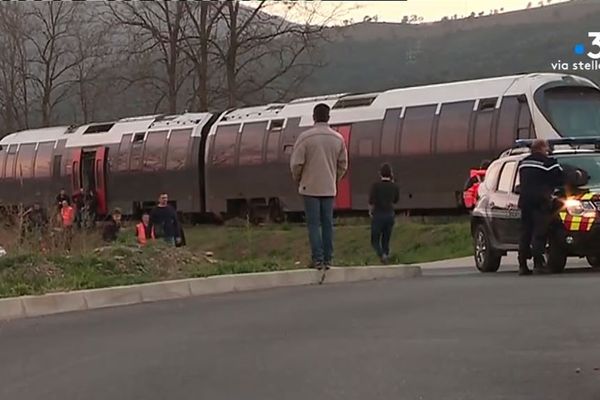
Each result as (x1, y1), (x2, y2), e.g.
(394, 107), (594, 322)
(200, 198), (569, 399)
(290, 123), (348, 197)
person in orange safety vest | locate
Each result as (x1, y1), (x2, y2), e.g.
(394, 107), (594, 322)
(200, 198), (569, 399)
(463, 161), (490, 209)
(60, 200), (75, 250)
(136, 212), (155, 246)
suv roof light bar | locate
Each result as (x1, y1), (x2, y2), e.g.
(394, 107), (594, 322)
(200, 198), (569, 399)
(514, 137), (600, 149)
(500, 137), (600, 158)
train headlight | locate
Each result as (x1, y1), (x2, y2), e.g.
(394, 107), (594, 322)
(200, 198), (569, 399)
(564, 198), (596, 217)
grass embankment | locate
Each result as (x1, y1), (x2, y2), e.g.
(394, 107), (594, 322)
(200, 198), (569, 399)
(0, 218), (471, 298)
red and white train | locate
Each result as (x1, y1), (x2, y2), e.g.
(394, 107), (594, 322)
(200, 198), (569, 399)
(1, 73), (599, 220)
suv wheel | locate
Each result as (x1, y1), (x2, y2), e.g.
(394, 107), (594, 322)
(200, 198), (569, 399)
(547, 230), (567, 273)
(586, 256), (600, 269)
(473, 224), (501, 272)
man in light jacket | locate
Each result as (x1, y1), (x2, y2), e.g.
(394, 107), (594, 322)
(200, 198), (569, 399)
(290, 103), (348, 269)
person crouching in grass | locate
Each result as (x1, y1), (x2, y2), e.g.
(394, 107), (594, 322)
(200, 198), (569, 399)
(369, 163), (399, 264)
(102, 208), (122, 243)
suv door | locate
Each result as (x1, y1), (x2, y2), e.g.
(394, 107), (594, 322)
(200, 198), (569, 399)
(507, 171), (523, 245)
(490, 161), (520, 245)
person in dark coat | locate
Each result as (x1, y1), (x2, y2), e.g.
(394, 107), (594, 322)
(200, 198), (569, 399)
(517, 139), (565, 275)
(56, 188), (70, 210)
(85, 188), (98, 228)
(72, 187), (85, 229)
(368, 163), (400, 264)
(102, 208), (122, 243)
(149, 192), (181, 246)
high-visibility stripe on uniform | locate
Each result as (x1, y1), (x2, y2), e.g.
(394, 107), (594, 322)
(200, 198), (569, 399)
(581, 193), (594, 200)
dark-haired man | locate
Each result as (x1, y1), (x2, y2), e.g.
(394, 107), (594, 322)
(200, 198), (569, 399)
(290, 103), (348, 269)
(149, 192), (181, 246)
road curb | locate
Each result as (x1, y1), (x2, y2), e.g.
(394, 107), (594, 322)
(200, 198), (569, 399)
(0, 265), (421, 321)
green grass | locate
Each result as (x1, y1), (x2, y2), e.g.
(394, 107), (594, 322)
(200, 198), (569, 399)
(0, 219), (471, 298)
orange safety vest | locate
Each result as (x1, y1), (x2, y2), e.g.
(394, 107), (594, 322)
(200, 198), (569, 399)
(61, 206), (75, 227)
(463, 169), (486, 209)
(136, 222), (155, 245)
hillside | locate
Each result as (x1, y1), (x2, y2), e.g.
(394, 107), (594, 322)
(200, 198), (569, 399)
(301, 0), (600, 96)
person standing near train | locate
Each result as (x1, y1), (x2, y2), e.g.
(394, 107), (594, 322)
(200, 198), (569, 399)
(149, 192), (181, 246)
(290, 103), (348, 270)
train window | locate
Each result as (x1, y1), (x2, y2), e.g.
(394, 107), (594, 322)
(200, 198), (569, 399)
(436, 101), (473, 153)
(473, 110), (494, 151)
(133, 132), (145, 143)
(266, 130), (281, 162)
(143, 130), (168, 172)
(496, 96), (520, 150)
(400, 105), (436, 155)
(239, 122), (267, 165)
(478, 98), (497, 111)
(212, 124), (239, 166)
(166, 128), (191, 170)
(16, 143), (35, 178)
(130, 132), (145, 171)
(517, 101), (534, 139)
(117, 134), (132, 172)
(53, 155), (62, 179)
(269, 119), (284, 131)
(34, 142), (54, 178)
(359, 139), (373, 157)
(4, 145), (16, 178)
(380, 108), (401, 156)
(497, 161), (517, 193)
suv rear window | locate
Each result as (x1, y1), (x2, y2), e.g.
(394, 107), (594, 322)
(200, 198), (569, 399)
(497, 161), (517, 192)
(484, 162), (502, 190)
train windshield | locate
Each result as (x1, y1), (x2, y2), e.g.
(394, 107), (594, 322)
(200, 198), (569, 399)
(540, 86), (600, 137)
(557, 154), (600, 188)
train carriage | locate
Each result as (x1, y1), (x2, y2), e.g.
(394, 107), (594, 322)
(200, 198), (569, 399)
(1, 73), (599, 220)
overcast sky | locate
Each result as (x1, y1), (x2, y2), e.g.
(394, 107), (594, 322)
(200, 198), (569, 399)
(258, 0), (571, 24)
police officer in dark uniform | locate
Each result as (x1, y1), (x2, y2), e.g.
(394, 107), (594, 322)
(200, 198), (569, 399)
(517, 139), (564, 276)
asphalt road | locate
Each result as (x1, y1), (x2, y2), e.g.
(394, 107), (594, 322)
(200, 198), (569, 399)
(2, 259), (600, 400)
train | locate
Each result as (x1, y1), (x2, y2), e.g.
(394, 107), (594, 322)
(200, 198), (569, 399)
(0, 72), (599, 221)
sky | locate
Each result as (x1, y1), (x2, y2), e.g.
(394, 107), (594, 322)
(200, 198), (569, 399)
(256, 0), (571, 25)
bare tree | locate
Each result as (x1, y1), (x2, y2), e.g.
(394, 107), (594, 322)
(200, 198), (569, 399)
(212, 1), (342, 107)
(25, 2), (81, 126)
(107, 1), (191, 114)
(71, 6), (116, 123)
(180, 1), (225, 111)
(0, 4), (30, 133)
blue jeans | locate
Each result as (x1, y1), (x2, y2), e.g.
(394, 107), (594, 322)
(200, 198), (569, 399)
(303, 196), (334, 264)
(371, 213), (395, 258)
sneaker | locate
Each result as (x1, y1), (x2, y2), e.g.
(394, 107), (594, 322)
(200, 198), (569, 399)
(381, 254), (390, 265)
(308, 261), (323, 270)
(533, 256), (548, 274)
(323, 262), (331, 270)
(518, 267), (532, 276)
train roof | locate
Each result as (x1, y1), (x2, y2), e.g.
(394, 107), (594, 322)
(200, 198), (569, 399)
(215, 73), (598, 129)
(0, 113), (213, 148)
(1, 73), (597, 147)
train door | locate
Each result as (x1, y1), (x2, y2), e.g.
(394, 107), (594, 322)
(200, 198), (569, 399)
(331, 125), (352, 210)
(71, 147), (108, 215)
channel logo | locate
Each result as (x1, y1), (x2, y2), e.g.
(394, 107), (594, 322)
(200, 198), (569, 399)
(551, 32), (600, 71)
(573, 32), (600, 59)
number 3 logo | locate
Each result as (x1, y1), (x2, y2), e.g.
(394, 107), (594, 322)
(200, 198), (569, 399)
(588, 32), (600, 59)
